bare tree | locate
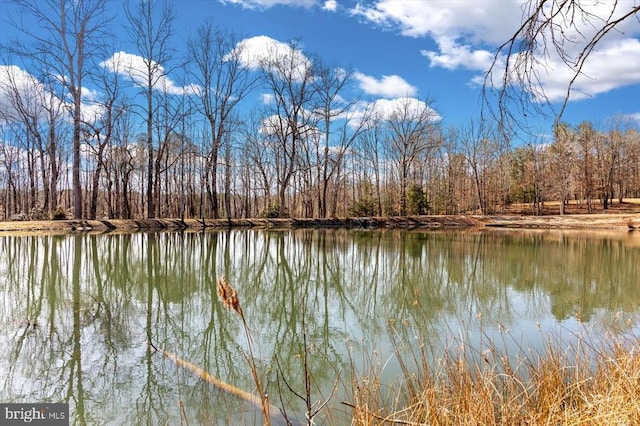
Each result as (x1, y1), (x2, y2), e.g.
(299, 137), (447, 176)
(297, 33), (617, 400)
(312, 62), (370, 217)
(0, 62), (67, 215)
(485, 1), (640, 128)
(82, 67), (123, 219)
(187, 23), (257, 219)
(313, 62), (350, 217)
(439, 126), (471, 215)
(151, 86), (190, 218)
(384, 97), (440, 216)
(356, 115), (386, 216)
(260, 40), (317, 217)
(0, 126), (24, 218)
(607, 118), (640, 204)
(511, 141), (548, 215)
(457, 119), (505, 215)
(242, 111), (277, 216)
(594, 122), (619, 209)
(549, 122), (575, 215)
(108, 104), (137, 219)
(124, 0), (175, 219)
(6, 0), (110, 219)
(575, 121), (596, 212)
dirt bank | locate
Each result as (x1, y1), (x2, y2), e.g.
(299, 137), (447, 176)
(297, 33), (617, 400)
(0, 213), (638, 235)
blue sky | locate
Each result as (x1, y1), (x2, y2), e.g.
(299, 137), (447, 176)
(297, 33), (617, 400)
(1, 0), (639, 139)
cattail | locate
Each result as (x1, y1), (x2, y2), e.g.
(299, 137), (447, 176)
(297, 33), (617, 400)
(217, 277), (243, 316)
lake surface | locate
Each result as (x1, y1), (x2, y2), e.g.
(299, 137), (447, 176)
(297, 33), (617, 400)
(1, 228), (640, 425)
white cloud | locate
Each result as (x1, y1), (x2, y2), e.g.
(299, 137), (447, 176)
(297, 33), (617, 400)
(0, 65), (69, 124)
(100, 51), (200, 96)
(81, 87), (102, 102)
(0, 65), (107, 125)
(421, 36), (495, 71)
(625, 112), (640, 123)
(350, 0), (516, 76)
(351, 0), (640, 103)
(354, 72), (417, 98)
(370, 97), (440, 121)
(220, 0), (318, 9)
(537, 38), (640, 102)
(348, 0), (521, 89)
(228, 36), (283, 70)
(322, 0), (337, 12)
(350, 0), (517, 42)
(0, 65), (47, 120)
(229, 36), (312, 81)
(349, 97), (441, 129)
(260, 111), (319, 139)
(80, 102), (106, 124)
(477, 37), (640, 103)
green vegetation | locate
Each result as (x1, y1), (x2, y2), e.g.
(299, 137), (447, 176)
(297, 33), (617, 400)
(406, 183), (428, 215)
(349, 196), (376, 217)
(51, 206), (67, 220)
(259, 202), (280, 218)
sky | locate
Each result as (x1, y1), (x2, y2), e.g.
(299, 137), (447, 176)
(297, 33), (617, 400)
(1, 0), (640, 141)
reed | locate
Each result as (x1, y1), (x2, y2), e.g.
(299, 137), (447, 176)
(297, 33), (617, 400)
(168, 278), (640, 425)
(217, 277), (272, 425)
(345, 320), (640, 425)
(216, 278), (335, 425)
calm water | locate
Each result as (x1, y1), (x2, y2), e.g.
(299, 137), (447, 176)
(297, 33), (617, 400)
(1, 229), (640, 425)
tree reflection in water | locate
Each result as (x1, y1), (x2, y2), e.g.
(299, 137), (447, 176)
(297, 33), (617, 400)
(0, 229), (639, 424)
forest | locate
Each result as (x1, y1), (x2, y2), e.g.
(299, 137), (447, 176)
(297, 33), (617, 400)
(1, 0), (639, 221)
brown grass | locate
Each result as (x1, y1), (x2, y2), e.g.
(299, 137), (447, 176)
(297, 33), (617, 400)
(160, 277), (640, 425)
(504, 198), (640, 216)
(345, 323), (640, 425)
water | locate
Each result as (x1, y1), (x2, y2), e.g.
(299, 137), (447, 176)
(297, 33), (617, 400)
(1, 228), (640, 424)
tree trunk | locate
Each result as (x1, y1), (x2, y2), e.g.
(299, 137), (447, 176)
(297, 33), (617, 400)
(89, 159), (104, 220)
(146, 94), (154, 218)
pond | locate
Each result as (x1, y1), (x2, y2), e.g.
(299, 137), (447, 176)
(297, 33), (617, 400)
(1, 228), (640, 425)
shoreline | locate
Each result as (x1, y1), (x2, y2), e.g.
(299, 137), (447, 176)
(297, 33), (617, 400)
(0, 213), (638, 234)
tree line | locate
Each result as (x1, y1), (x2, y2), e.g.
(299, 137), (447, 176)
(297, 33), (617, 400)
(1, 0), (639, 221)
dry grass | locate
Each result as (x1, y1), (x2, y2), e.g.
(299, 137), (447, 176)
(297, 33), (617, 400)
(212, 278), (640, 425)
(504, 198), (640, 216)
(171, 277), (640, 425)
(346, 324), (640, 425)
